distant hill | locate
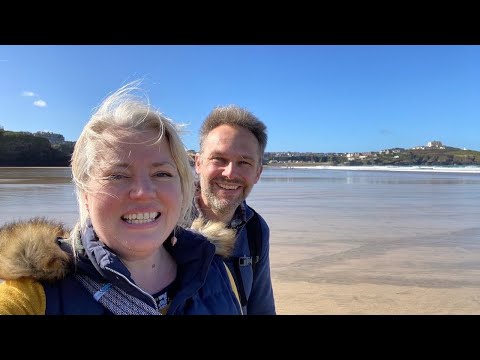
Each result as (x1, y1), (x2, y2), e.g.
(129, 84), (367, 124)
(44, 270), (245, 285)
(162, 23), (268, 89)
(264, 146), (480, 167)
(0, 130), (74, 166)
(1, 128), (479, 167)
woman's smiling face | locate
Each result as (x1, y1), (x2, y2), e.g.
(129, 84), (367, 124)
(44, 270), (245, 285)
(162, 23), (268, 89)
(84, 129), (182, 261)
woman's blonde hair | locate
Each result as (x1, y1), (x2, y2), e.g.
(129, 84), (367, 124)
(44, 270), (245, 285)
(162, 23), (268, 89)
(70, 80), (194, 235)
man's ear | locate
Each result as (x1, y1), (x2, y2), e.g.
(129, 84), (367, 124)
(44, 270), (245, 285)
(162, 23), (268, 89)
(194, 153), (202, 175)
(255, 164), (263, 184)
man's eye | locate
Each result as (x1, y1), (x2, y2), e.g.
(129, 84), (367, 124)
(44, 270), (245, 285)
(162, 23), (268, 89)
(212, 158), (226, 164)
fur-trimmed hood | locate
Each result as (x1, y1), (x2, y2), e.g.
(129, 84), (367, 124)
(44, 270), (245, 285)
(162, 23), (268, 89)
(0, 217), (236, 282)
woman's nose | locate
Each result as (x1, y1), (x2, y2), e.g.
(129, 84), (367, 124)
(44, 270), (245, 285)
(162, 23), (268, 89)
(129, 176), (155, 199)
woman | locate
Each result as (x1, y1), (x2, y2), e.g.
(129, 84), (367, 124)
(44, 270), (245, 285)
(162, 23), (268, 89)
(0, 81), (241, 315)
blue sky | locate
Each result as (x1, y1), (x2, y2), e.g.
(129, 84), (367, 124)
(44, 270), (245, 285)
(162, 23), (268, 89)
(1, 45), (479, 153)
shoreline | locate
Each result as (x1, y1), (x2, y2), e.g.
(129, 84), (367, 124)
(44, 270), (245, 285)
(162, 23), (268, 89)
(266, 164), (480, 174)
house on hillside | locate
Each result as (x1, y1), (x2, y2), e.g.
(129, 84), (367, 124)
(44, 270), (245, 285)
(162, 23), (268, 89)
(427, 141), (445, 149)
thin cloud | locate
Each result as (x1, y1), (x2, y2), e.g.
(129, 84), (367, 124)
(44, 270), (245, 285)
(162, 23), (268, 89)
(21, 90), (47, 108)
(33, 100), (47, 108)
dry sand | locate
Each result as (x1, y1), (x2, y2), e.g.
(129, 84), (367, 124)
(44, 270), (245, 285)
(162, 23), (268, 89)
(272, 279), (480, 315)
(269, 241), (480, 315)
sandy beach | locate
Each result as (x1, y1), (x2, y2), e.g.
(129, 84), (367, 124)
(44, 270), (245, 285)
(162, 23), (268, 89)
(272, 279), (480, 315)
(269, 241), (480, 315)
(3, 167), (480, 315)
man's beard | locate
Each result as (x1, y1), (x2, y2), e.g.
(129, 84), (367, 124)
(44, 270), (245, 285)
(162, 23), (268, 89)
(200, 176), (246, 216)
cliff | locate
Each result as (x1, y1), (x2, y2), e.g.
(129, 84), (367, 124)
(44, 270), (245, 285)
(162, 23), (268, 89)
(0, 131), (74, 166)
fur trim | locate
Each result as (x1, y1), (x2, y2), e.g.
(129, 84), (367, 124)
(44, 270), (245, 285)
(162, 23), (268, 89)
(0, 217), (236, 282)
(191, 218), (237, 258)
(0, 217), (71, 281)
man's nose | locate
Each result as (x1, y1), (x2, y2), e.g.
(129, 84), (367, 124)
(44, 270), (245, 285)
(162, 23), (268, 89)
(222, 162), (237, 178)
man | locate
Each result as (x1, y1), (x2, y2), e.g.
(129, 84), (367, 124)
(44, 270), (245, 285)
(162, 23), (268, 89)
(192, 105), (276, 315)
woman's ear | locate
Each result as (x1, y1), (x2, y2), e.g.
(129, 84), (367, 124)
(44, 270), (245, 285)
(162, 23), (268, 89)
(83, 192), (89, 211)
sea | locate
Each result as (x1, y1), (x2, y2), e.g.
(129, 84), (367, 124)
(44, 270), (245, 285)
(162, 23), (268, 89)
(1, 166), (480, 314)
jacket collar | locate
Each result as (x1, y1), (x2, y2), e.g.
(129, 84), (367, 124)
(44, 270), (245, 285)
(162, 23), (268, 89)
(0, 217), (236, 283)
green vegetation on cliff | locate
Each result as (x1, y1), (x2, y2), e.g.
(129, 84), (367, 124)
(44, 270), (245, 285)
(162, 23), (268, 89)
(371, 148), (480, 166)
(0, 131), (74, 166)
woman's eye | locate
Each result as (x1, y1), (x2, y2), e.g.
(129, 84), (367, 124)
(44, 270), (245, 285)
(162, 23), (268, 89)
(154, 172), (172, 178)
(107, 174), (126, 180)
